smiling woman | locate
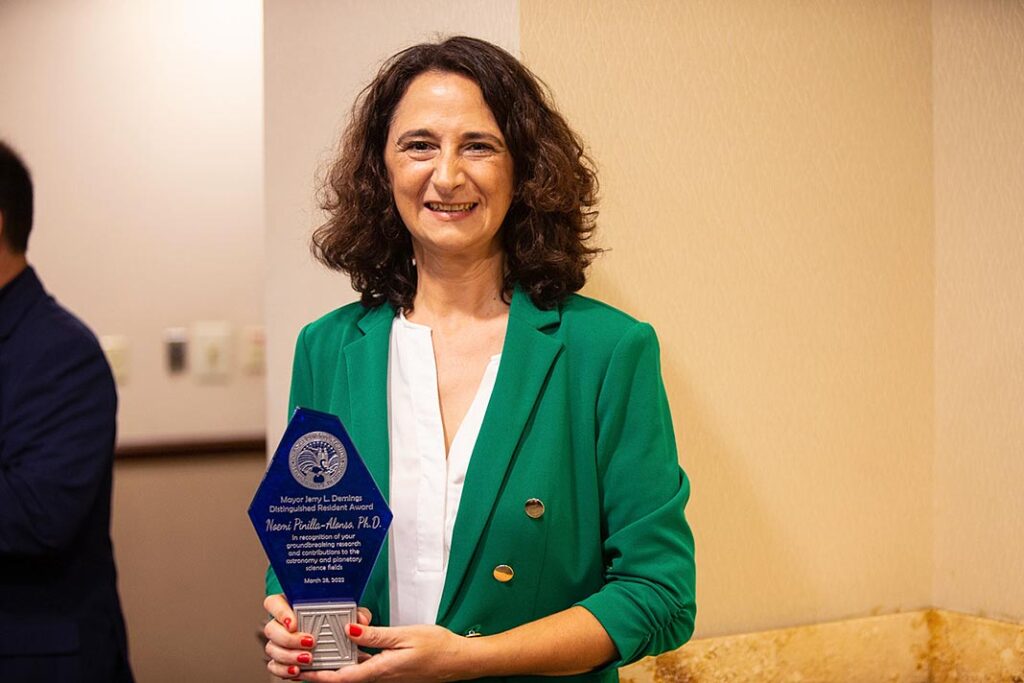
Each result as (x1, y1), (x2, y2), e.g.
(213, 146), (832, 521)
(310, 36), (601, 312)
(384, 71), (514, 267)
(263, 36), (696, 683)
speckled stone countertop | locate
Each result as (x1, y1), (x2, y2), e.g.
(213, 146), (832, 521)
(619, 610), (1024, 683)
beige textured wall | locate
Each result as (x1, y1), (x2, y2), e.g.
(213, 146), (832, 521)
(520, 1), (935, 636)
(0, 0), (265, 443)
(264, 0), (519, 440)
(932, 0), (1024, 622)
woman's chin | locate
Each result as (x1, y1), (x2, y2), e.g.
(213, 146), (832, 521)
(414, 240), (504, 265)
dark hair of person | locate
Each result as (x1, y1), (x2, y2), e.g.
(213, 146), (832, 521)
(0, 140), (33, 253)
(312, 36), (600, 311)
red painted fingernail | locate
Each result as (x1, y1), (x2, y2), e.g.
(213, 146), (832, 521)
(297, 653), (312, 664)
(288, 665), (298, 675)
(349, 624), (363, 637)
(283, 617), (292, 630)
(300, 635), (314, 647)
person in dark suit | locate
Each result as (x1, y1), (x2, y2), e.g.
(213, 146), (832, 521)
(0, 141), (134, 682)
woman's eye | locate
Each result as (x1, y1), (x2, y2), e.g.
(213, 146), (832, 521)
(466, 143), (496, 154)
(405, 141), (433, 152)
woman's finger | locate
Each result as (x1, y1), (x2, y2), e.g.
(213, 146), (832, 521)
(267, 657), (305, 681)
(264, 593), (298, 633)
(344, 623), (403, 651)
(266, 639), (316, 668)
(265, 617), (316, 651)
(356, 607), (372, 625)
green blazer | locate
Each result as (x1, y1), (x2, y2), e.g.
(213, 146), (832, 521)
(267, 288), (696, 682)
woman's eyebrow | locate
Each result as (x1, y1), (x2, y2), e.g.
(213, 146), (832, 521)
(395, 129), (435, 144)
(462, 131), (505, 147)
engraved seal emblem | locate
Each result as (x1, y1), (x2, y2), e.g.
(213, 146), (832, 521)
(289, 431), (347, 490)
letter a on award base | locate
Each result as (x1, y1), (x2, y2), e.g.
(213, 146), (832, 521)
(294, 601), (358, 669)
(249, 408), (392, 670)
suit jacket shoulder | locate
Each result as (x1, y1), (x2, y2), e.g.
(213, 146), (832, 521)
(288, 300), (394, 422)
(551, 293), (663, 403)
(1, 267), (113, 410)
(299, 298), (395, 352)
(298, 300), (371, 349)
(558, 293), (645, 346)
(23, 297), (109, 375)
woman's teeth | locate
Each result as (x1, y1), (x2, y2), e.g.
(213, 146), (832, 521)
(426, 202), (476, 212)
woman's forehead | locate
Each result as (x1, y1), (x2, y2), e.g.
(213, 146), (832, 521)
(389, 72), (502, 137)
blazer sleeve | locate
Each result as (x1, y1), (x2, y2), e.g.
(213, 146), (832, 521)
(574, 322), (697, 666)
(265, 325), (314, 596)
(0, 332), (116, 555)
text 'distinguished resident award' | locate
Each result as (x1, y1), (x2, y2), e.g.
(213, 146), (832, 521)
(249, 407), (392, 670)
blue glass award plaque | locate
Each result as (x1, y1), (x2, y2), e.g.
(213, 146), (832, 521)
(249, 407), (392, 670)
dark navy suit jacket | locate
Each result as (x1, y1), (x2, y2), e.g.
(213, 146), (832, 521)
(0, 267), (133, 682)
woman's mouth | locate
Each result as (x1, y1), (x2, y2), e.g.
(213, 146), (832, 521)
(425, 202), (477, 213)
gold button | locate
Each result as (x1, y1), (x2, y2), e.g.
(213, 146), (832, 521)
(493, 564), (514, 582)
(524, 498), (545, 519)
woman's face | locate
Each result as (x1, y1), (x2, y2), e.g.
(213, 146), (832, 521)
(384, 71), (514, 263)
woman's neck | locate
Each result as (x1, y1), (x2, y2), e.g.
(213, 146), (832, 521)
(407, 248), (508, 326)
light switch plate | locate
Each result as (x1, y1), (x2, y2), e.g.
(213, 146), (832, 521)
(99, 334), (130, 385)
(192, 321), (232, 383)
(164, 327), (188, 374)
(240, 324), (265, 375)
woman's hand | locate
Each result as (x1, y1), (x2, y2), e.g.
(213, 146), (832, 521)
(295, 623), (470, 683)
(263, 593), (372, 680)
(267, 600), (613, 682)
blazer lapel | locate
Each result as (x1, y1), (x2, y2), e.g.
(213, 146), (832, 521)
(343, 302), (394, 621)
(436, 289), (562, 622)
(343, 303), (394, 497)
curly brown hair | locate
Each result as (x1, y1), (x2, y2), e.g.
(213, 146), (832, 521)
(312, 36), (600, 311)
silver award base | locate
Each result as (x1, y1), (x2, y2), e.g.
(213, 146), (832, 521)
(294, 600), (358, 670)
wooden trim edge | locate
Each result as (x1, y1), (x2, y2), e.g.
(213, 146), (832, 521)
(116, 436), (266, 458)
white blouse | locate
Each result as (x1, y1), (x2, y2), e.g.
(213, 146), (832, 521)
(386, 312), (501, 626)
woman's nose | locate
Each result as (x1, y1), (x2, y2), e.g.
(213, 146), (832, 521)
(431, 150), (465, 192)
